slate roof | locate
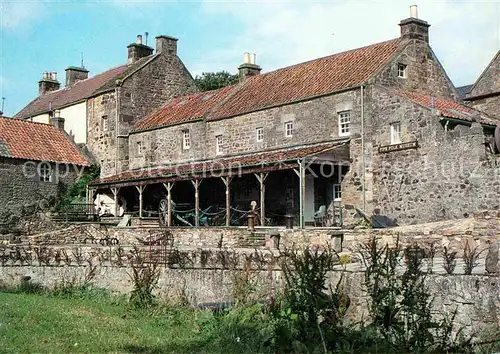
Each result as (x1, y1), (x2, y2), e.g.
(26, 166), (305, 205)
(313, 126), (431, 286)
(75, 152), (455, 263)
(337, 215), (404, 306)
(394, 89), (499, 126)
(134, 38), (402, 131)
(0, 117), (90, 165)
(91, 140), (349, 186)
(456, 85), (473, 100)
(15, 55), (159, 119)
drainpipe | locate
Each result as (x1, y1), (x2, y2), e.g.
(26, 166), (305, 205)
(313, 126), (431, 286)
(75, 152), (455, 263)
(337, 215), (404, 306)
(115, 86), (120, 175)
(361, 84), (366, 213)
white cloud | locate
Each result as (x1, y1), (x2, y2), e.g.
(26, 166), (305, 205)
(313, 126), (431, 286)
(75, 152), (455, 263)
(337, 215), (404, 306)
(0, 1), (46, 30)
(198, 0), (500, 87)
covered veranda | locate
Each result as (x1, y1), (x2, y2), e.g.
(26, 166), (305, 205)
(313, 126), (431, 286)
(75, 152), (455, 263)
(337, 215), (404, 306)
(87, 141), (350, 229)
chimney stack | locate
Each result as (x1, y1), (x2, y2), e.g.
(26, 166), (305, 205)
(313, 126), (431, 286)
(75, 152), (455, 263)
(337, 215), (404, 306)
(38, 71), (61, 96)
(399, 5), (430, 43)
(155, 35), (178, 56)
(127, 34), (153, 64)
(238, 52), (262, 82)
(65, 66), (89, 87)
(50, 110), (65, 130)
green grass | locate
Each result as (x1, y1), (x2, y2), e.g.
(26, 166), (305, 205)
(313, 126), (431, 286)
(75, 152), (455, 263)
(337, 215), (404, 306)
(0, 291), (270, 354)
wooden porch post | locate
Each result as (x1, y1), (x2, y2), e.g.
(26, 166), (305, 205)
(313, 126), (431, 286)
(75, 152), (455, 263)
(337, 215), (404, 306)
(221, 177), (232, 226)
(163, 182), (174, 227)
(111, 187), (120, 216)
(293, 159), (305, 229)
(254, 172), (269, 226)
(191, 179), (201, 227)
(135, 185), (146, 218)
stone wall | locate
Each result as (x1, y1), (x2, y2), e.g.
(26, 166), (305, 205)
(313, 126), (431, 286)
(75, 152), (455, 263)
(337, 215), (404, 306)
(364, 86), (500, 225)
(0, 262), (498, 335)
(88, 52), (198, 178)
(374, 39), (458, 100)
(467, 52), (500, 99)
(129, 91), (356, 168)
(467, 95), (500, 119)
(0, 158), (84, 215)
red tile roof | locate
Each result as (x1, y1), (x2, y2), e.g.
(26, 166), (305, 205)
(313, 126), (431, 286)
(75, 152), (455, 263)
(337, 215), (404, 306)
(91, 140), (349, 185)
(394, 89), (499, 126)
(134, 85), (235, 131)
(15, 65), (128, 119)
(135, 39), (402, 131)
(0, 117), (90, 165)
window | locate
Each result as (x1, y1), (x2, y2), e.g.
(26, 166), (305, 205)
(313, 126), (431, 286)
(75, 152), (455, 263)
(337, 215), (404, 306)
(285, 121), (294, 137)
(397, 63), (407, 78)
(102, 115), (108, 131)
(39, 163), (52, 182)
(216, 135), (223, 155)
(338, 111), (351, 136)
(390, 122), (402, 144)
(333, 184), (342, 201)
(182, 130), (191, 150)
(256, 127), (264, 142)
(136, 141), (143, 156)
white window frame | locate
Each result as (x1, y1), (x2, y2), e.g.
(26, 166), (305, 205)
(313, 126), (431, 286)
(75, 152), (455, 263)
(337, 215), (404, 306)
(397, 63), (407, 78)
(338, 111), (351, 137)
(136, 141), (143, 156)
(182, 129), (191, 150)
(256, 127), (264, 142)
(102, 115), (108, 131)
(39, 162), (52, 182)
(333, 184), (342, 201)
(284, 121), (294, 138)
(216, 135), (223, 155)
(390, 122), (402, 144)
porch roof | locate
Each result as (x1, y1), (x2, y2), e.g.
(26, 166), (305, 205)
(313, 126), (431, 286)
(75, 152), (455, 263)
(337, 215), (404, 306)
(89, 140), (350, 188)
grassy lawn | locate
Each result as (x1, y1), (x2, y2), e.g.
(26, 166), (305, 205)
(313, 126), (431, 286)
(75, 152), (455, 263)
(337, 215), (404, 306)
(0, 291), (267, 354)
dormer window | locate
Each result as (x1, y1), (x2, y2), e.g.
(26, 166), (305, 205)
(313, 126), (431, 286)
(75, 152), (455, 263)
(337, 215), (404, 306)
(398, 63), (407, 78)
(182, 129), (191, 150)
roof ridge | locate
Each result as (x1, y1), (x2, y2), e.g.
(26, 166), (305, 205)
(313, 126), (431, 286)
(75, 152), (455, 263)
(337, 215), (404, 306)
(244, 37), (401, 80)
(0, 116), (60, 128)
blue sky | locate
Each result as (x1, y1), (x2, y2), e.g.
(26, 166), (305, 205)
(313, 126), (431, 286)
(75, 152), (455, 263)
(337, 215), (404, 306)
(1, 0), (500, 117)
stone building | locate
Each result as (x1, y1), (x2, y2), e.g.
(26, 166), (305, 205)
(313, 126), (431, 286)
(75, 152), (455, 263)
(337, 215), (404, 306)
(88, 7), (500, 227)
(0, 116), (90, 214)
(15, 34), (198, 176)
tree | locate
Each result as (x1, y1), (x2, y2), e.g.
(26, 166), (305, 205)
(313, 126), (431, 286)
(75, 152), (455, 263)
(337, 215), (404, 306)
(194, 71), (239, 92)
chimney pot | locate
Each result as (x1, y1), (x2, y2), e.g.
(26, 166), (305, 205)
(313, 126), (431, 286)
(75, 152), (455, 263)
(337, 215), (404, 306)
(243, 52), (251, 64)
(238, 52), (262, 82)
(39, 71), (61, 96)
(410, 5), (418, 19)
(137, 34), (143, 44)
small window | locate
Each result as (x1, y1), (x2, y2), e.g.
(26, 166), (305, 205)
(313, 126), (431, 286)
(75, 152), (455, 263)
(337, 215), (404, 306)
(102, 115), (108, 131)
(397, 63), (407, 78)
(216, 135), (223, 155)
(285, 121), (294, 137)
(256, 127), (264, 142)
(390, 122), (402, 144)
(333, 184), (342, 201)
(338, 111), (351, 136)
(182, 129), (191, 150)
(39, 163), (52, 182)
(136, 141), (143, 156)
